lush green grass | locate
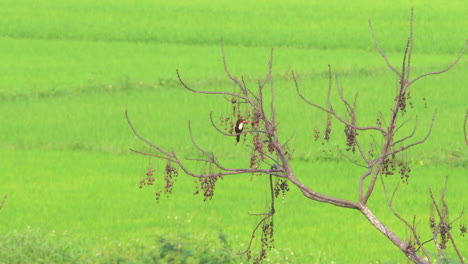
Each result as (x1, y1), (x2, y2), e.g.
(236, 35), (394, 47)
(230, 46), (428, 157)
(0, 0), (466, 52)
(0, 0), (467, 263)
(1, 148), (466, 263)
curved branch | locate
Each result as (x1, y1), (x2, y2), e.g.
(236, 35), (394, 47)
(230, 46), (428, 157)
(221, 39), (248, 96)
(129, 148), (176, 162)
(127, 110), (284, 179)
(368, 19), (402, 78)
(235, 175), (276, 258)
(188, 120), (282, 175)
(176, 69), (250, 101)
(407, 40), (468, 86)
(287, 173), (361, 209)
(380, 177), (432, 261)
(392, 116), (419, 146)
(126, 110), (174, 157)
(336, 146), (369, 169)
(355, 137), (370, 165)
(358, 167), (374, 200)
(293, 71), (387, 135)
(388, 110), (437, 156)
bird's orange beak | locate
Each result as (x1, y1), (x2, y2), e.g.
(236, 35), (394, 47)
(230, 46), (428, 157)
(243, 120), (252, 124)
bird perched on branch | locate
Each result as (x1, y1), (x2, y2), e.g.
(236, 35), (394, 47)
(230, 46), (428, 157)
(235, 119), (252, 142)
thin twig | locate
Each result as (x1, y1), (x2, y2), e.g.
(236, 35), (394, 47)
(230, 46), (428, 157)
(368, 20), (402, 78)
(293, 71), (387, 134)
(126, 110), (174, 157)
(392, 117), (418, 146)
(221, 39), (248, 96)
(388, 110), (437, 156)
(406, 9), (414, 81)
(380, 177), (431, 260)
(464, 108), (468, 145)
(336, 146), (369, 168)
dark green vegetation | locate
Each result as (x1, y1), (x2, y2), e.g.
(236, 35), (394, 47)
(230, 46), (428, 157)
(0, 0), (466, 263)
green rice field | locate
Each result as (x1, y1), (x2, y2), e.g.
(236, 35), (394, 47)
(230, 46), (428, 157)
(0, 0), (467, 263)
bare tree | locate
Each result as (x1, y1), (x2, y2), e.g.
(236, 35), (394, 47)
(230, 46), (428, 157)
(126, 9), (467, 264)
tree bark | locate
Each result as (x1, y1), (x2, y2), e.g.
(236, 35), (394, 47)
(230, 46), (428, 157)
(360, 206), (428, 264)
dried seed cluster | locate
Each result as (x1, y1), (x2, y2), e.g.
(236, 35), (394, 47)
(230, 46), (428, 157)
(405, 241), (416, 255)
(460, 224), (466, 237)
(380, 154), (411, 184)
(193, 176), (220, 202)
(247, 219), (275, 264)
(313, 128), (320, 141)
(274, 179), (289, 199)
(324, 115), (332, 142)
(344, 124), (357, 153)
(397, 90), (414, 115)
(137, 161), (179, 203)
(139, 168), (155, 188)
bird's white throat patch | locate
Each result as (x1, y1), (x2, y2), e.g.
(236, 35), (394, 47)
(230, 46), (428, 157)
(238, 122), (244, 130)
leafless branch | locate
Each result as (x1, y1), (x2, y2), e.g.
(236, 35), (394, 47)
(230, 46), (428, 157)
(0, 194), (6, 210)
(177, 69), (253, 105)
(406, 9), (414, 81)
(126, 110), (174, 157)
(429, 177), (465, 264)
(392, 117), (418, 146)
(126, 110), (284, 179)
(293, 71), (387, 135)
(388, 110), (437, 156)
(358, 168), (374, 200)
(235, 175), (276, 262)
(464, 108), (468, 145)
(407, 40), (468, 87)
(368, 20), (402, 78)
(380, 177), (432, 261)
(221, 39), (248, 96)
(355, 137), (371, 165)
(336, 146), (368, 168)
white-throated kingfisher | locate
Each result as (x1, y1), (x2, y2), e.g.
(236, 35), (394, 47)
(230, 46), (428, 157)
(235, 119), (252, 142)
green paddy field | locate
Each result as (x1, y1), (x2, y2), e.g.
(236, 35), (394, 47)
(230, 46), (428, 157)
(0, 0), (467, 263)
